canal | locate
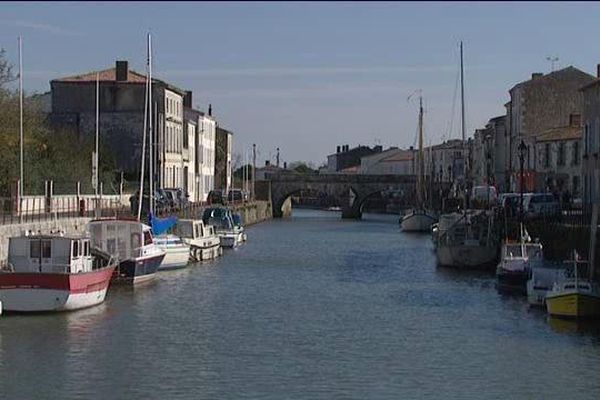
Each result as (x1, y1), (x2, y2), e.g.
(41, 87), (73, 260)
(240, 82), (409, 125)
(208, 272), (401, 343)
(1, 209), (600, 399)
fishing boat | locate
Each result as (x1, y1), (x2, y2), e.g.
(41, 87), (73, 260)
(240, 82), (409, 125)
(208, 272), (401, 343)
(546, 251), (600, 318)
(401, 94), (437, 232)
(88, 219), (165, 284)
(174, 219), (222, 261)
(202, 207), (245, 248)
(527, 262), (566, 307)
(496, 225), (543, 295)
(0, 233), (117, 312)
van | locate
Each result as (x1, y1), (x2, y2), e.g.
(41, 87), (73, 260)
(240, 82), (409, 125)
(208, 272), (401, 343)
(523, 193), (560, 219)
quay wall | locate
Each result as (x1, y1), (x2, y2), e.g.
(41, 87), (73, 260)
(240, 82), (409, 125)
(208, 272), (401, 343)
(0, 218), (91, 266)
(231, 200), (273, 226)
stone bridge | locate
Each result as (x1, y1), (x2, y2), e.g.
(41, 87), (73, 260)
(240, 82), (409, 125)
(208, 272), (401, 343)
(265, 174), (417, 219)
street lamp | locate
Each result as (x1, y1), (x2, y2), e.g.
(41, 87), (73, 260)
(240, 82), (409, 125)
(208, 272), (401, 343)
(485, 134), (493, 207)
(518, 140), (528, 220)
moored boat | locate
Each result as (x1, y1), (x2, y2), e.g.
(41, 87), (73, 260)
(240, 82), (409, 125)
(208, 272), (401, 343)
(496, 225), (543, 295)
(527, 262), (566, 307)
(202, 207), (245, 248)
(88, 219), (165, 284)
(154, 234), (190, 270)
(0, 233), (116, 312)
(175, 219), (222, 261)
(401, 209), (437, 232)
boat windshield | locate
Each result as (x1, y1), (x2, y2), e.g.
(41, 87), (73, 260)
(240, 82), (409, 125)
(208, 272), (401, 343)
(505, 244), (524, 258)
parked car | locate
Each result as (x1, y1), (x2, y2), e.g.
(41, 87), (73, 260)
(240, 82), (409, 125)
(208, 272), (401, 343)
(227, 189), (248, 202)
(162, 188), (189, 211)
(471, 185), (498, 208)
(129, 189), (170, 215)
(523, 193), (560, 219)
(207, 190), (224, 205)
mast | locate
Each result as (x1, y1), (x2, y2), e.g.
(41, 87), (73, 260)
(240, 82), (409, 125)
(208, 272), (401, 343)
(94, 72), (100, 217)
(460, 41), (468, 212)
(18, 36), (24, 201)
(137, 48), (150, 221)
(148, 33), (154, 215)
(418, 95), (424, 206)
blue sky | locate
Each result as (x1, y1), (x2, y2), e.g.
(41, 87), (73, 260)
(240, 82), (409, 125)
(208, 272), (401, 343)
(2, 2), (600, 165)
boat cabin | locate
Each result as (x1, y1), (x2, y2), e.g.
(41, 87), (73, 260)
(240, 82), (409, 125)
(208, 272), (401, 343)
(175, 219), (216, 240)
(7, 234), (93, 274)
(88, 219), (154, 261)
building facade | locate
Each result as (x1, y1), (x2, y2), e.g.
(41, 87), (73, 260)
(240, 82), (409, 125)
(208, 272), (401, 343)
(215, 126), (233, 192)
(471, 115), (509, 192)
(581, 66), (600, 205)
(326, 145), (382, 173)
(198, 113), (216, 202)
(360, 148), (415, 175)
(424, 139), (467, 184)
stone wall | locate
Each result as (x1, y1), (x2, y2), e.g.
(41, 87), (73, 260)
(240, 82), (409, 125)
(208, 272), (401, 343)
(231, 200), (272, 226)
(0, 218), (91, 266)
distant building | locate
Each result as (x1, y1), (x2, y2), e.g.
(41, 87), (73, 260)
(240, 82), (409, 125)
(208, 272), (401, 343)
(198, 113), (216, 202)
(471, 115), (509, 192)
(255, 161), (291, 180)
(360, 147), (415, 175)
(424, 139), (467, 184)
(506, 66), (594, 191)
(215, 125), (233, 191)
(326, 144), (382, 173)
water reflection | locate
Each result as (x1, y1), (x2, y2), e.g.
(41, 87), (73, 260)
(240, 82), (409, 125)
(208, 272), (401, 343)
(548, 316), (600, 336)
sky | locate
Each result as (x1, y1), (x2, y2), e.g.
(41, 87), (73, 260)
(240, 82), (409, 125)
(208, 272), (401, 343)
(2, 2), (600, 166)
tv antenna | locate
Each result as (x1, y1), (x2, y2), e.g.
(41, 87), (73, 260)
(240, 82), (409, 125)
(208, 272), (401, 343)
(546, 56), (559, 72)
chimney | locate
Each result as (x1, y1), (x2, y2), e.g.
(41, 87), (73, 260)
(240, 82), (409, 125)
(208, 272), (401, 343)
(374, 145), (383, 153)
(116, 60), (128, 82)
(208, 104), (212, 116)
(284, 161), (287, 169)
(531, 72), (543, 80)
(265, 160), (270, 167)
(183, 91), (192, 108)
(337, 145), (341, 153)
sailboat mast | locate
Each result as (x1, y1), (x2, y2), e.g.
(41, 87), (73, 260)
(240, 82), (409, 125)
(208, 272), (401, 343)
(459, 41), (469, 211)
(18, 36), (24, 200)
(148, 33), (154, 215)
(137, 50), (150, 221)
(95, 72), (100, 216)
(418, 95), (424, 206)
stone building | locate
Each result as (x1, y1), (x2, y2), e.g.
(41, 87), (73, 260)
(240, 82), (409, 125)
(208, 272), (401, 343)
(533, 118), (582, 198)
(215, 125), (233, 192)
(326, 145), (382, 173)
(506, 66), (594, 191)
(198, 112), (216, 202)
(471, 116), (509, 192)
(423, 139), (467, 184)
(50, 60), (186, 191)
(580, 65), (600, 205)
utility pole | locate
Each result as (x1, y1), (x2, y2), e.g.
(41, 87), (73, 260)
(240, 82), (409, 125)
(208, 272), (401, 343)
(276, 147), (280, 168)
(252, 143), (256, 201)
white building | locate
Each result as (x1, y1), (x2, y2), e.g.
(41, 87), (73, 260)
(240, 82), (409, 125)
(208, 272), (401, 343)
(360, 148), (415, 175)
(163, 89), (184, 189)
(424, 139), (467, 184)
(199, 113), (216, 201)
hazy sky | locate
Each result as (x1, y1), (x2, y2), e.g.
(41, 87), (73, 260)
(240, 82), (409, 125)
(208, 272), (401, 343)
(2, 2), (600, 165)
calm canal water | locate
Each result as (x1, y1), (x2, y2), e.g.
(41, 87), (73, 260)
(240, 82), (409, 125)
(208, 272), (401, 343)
(1, 209), (600, 399)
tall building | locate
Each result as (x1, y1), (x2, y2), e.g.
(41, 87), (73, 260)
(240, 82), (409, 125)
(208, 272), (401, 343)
(215, 126), (233, 192)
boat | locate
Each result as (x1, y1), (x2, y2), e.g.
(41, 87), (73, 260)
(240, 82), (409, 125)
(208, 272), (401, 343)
(88, 219), (165, 284)
(401, 93), (437, 232)
(174, 219), (222, 262)
(527, 262), (566, 307)
(0, 232), (117, 312)
(496, 225), (543, 295)
(154, 234), (190, 270)
(546, 251), (600, 318)
(202, 207), (245, 248)
(232, 213), (248, 242)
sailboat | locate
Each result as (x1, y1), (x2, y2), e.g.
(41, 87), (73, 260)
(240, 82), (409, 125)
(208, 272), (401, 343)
(401, 94), (437, 232)
(434, 42), (499, 268)
(546, 204), (600, 318)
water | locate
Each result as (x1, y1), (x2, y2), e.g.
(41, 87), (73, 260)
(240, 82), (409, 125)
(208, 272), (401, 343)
(1, 209), (600, 399)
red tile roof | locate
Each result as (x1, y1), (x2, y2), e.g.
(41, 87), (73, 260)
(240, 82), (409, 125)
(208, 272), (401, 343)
(54, 67), (147, 83)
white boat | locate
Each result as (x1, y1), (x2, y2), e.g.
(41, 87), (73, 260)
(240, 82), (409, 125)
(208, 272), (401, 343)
(527, 262), (566, 307)
(154, 234), (190, 270)
(88, 219), (165, 284)
(402, 209), (437, 232)
(496, 225), (543, 295)
(401, 93), (437, 232)
(203, 207), (245, 249)
(0, 233), (117, 312)
(174, 219), (222, 262)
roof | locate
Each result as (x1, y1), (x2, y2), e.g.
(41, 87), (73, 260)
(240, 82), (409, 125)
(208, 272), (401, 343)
(426, 139), (465, 151)
(535, 125), (581, 142)
(53, 67), (187, 95)
(382, 151), (413, 162)
(339, 165), (360, 174)
(511, 66), (594, 92)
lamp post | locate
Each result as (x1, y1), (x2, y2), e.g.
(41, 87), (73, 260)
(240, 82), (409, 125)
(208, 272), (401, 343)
(485, 134), (492, 207)
(518, 140), (528, 221)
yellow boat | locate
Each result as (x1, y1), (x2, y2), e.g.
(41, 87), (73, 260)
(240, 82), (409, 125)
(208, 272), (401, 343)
(546, 250), (600, 318)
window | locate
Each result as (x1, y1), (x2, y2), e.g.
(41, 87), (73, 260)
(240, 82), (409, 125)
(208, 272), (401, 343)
(544, 143), (550, 168)
(557, 142), (565, 166)
(595, 118), (600, 153)
(143, 231), (153, 246)
(72, 240), (79, 258)
(573, 141), (580, 165)
(573, 175), (580, 197)
(585, 123), (590, 154)
(84, 240), (90, 256)
(30, 240), (40, 258)
(41, 240), (51, 258)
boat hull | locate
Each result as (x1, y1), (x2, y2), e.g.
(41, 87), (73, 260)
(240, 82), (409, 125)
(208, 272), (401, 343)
(401, 212), (437, 232)
(116, 253), (165, 284)
(0, 266), (116, 312)
(190, 242), (222, 261)
(497, 270), (528, 295)
(436, 244), (497, 268)
(546, 291), (600, 318)
(219, 232), (244, 248)
(158, 247), (190, 271)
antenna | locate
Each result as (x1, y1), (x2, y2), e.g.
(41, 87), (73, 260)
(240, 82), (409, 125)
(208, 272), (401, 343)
(546, 56), (559, 72)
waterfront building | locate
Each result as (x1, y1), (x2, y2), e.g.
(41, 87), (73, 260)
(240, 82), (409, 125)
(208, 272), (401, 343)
(359, 147), (415, 175)
(199, 112), (216, 202)
(505, 66), (594, 191)
(423, 139), (467, 184)
(533, 116), (582, 199)
(580, 65), (600, 205)
(326, 144), (382, 173)
(471, 116), (509, 192)
(50, 60), (186, 190)
(215, 125), (233, 192)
